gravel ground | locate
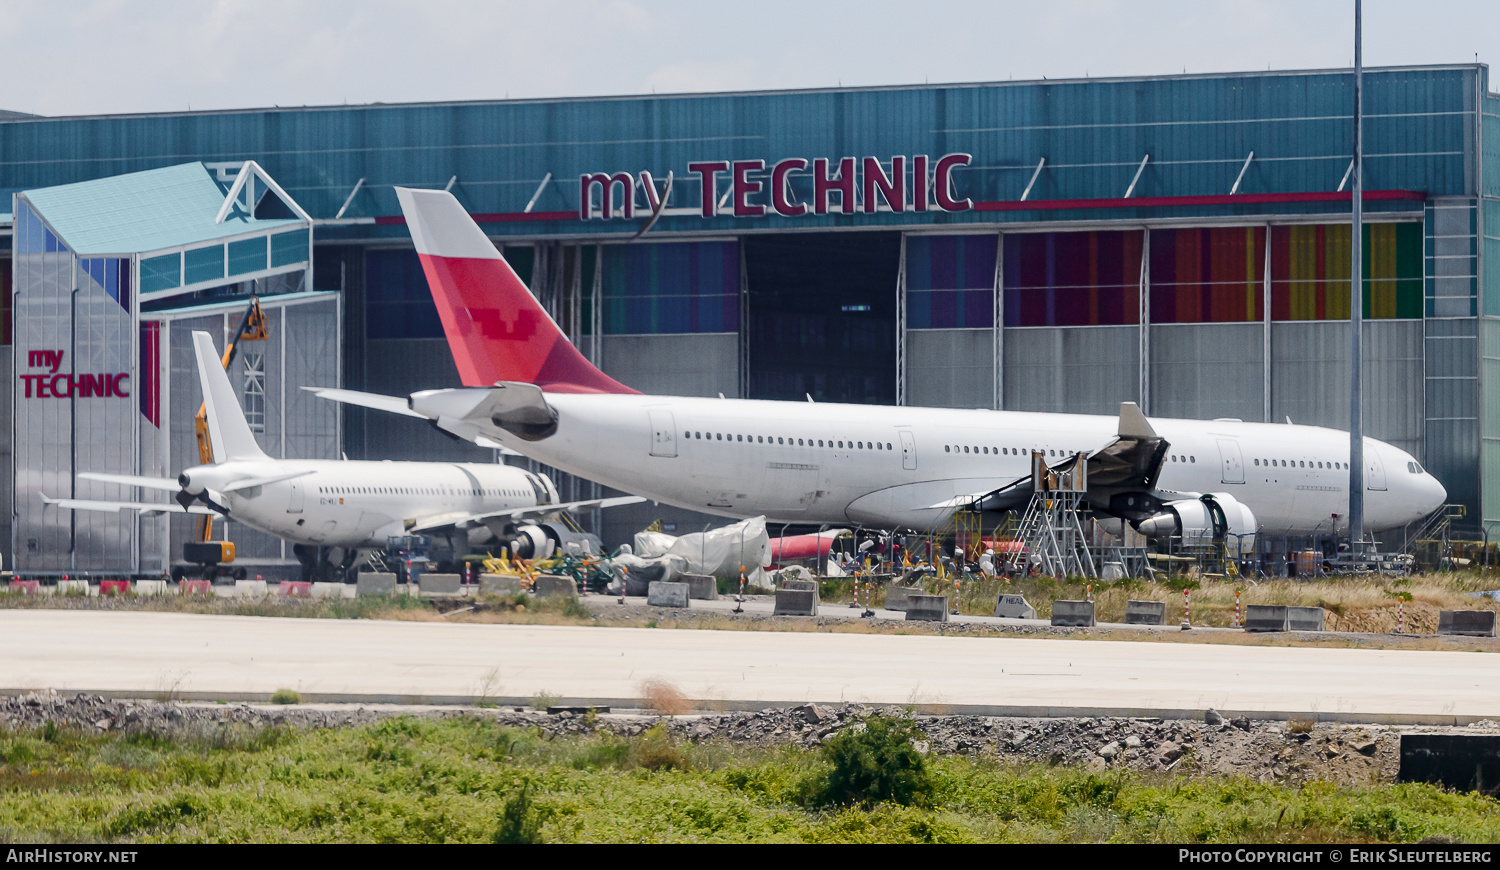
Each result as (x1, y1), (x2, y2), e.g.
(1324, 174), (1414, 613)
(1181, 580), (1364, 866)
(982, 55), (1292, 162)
(5, 689), (1490, 787)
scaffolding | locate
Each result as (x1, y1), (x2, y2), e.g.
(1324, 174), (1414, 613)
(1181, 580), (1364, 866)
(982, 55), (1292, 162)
(1011, 452), (1097, 579)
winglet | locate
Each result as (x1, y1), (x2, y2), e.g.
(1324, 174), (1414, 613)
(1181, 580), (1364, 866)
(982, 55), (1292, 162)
(1118, 402), (1157, 440)
(192, 331), (270, 463)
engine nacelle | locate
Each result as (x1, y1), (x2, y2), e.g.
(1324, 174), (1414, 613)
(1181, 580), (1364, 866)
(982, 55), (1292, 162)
(1135, 493), (1256, 552)
(505, 524), (557, 560)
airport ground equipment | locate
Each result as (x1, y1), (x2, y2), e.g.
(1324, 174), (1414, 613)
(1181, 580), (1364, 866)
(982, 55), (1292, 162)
(172, 541), (246, 582)
(1011, 452), (1097, 579)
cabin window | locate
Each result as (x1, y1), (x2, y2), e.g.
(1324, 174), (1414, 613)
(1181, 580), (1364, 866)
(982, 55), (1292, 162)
(1190, 456), (1195, 463)
(945, 445), (951, 453)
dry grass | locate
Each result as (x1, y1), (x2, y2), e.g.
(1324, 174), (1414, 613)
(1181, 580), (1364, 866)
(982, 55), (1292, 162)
(638, 678), (692, 717)
(1287, 716), (1316, 734)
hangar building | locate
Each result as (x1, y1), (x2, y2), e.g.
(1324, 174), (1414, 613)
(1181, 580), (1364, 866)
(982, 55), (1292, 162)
(4, 63), (1498, 570)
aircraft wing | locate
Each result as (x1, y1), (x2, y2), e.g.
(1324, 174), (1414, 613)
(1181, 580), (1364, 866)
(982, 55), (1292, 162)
(403, 495), (646, 534)
(305, 386), (522, 453)
(42, 494), (216, 515)
(921, 403), (1169, 514)
(78, 472), (180, 492)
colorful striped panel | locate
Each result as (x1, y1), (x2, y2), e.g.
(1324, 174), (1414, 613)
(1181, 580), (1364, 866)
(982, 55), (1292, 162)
(139, 321), (161, 427)
(603, 241), (740, 334)
(1148, 227), (1265, 323)
(1270, 223), (1422, 320)
(905, 234), (998, 329)
(1003, 230), (1144, 327)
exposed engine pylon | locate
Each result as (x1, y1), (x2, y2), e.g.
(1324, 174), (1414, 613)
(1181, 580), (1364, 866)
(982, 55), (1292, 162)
(1135, 493), (1257, 553)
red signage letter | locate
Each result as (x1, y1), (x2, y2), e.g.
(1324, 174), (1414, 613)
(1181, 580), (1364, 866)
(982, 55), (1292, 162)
(912, 155), (929, 212)
(688, 161), (730, 217)
(770, 158), (808, 217)
(578, 172), (636, 221)
(863, 156), (905, 214)
(731, 160), (766, 217)
(814, 157), (855, 215)
(934, 153), (972, 212)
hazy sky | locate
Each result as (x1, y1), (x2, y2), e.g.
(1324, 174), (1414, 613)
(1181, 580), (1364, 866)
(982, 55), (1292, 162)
(4, 0), (1497, 117)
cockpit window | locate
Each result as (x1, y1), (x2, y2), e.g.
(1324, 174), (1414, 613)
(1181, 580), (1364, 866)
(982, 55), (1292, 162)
(1408, 461), (1424, 474)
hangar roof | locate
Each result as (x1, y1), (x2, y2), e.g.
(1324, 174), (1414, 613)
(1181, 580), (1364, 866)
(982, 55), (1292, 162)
(21, 162), (304, 255)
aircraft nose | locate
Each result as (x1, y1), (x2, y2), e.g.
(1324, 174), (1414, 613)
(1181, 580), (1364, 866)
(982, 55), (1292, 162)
(1423, 473), (1448, 515)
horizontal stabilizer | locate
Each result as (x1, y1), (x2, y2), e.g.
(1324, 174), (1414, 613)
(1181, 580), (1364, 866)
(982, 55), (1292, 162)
(219, 469), (317, 493)
(301, 386), (428, 419)
(42, 494), (215, 515)
(404, 495), (646, 534)
(79, 472), (180, 492)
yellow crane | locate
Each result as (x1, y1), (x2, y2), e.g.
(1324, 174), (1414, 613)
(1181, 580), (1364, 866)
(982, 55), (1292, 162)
(190, 296), (268, 546)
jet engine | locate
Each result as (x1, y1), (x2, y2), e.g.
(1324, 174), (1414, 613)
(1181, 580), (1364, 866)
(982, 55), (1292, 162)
(1134, 493), (1256, 552)
(499, 522), (604, 560)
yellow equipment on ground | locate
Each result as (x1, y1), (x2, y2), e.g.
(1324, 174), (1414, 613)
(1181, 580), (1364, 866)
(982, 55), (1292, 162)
(191, 296), (268, 544)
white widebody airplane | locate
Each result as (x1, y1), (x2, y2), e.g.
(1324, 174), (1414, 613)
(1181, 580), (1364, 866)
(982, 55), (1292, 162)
(46, 331), (641, 576)
(314, 188), (1447, 545)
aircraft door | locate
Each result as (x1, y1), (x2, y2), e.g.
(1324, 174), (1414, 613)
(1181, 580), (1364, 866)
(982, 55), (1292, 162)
(288, 481), (304, 513)
(1216, 439), (1245, 484)
(899, 430), (916, 471)
(1366, 450), (1387, 491)
(649, 410), (678, 458)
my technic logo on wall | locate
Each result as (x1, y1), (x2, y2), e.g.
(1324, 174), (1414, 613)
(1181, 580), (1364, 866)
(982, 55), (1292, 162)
(19, 350), (129, 398)
(579, 153), (973, 221)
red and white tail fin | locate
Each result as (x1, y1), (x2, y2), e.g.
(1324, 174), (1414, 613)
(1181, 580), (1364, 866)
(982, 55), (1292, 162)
(395, 187), (637, 394)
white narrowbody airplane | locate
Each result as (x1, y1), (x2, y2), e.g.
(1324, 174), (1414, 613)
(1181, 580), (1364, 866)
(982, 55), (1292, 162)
(45, 331), (641, 576)
(313, 188), (1447, 544)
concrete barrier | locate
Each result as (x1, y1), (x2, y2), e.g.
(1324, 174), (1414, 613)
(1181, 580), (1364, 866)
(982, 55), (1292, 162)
(994, 594), (1037, 619)
(100, 579), (133, 596)
(533, 574), (579, 598)
(773, 586), (819, 616)
(280, 580), (312, 598)
(55, 579), (92, 596)
(418, 573), (463, 598)
(906, 594), (950, 622)
(1050, 600), (1095, 627)
(1400, 734), (1500, 795)
(134, 579), (168, 597)
(1243, 604), (1289, 632)
(6, 580), (40, 595)
(233, 579), (268, 598)
(646, 581), (690, 608)
(354, 573), (396, 597)
(179, 580), (213, 595)
(681, 573), (718, 600)
(310, 582), (346, 599)
(1438, 610), (1499, 637)
(477, 573), (521, 597)
(885, 585), (922, 612)
(1287, 606), (1326, 632)
(1124, 600), (1166, 625)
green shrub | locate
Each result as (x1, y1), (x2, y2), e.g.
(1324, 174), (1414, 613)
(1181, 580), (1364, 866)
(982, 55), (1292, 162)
(269, 688), (301, 705)
(493, 781), (544, 844)
(814, 715), (933, 808)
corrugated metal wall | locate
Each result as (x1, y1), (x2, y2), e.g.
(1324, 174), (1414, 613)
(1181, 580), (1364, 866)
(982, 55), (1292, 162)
(600, 334), (738, 398)
(0, 67), (1475, 238)
(1003, 326), (1139, 415)
(907, 329), (994, 409)
(1149, 324), (1264, 422)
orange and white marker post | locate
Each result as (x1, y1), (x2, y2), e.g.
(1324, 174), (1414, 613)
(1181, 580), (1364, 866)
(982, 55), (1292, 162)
(1396, 597), (1405, 634)
(734, 565), (746, 613)
(1233, 590), (1242, 629)
(1180, 588), (1192, 630)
